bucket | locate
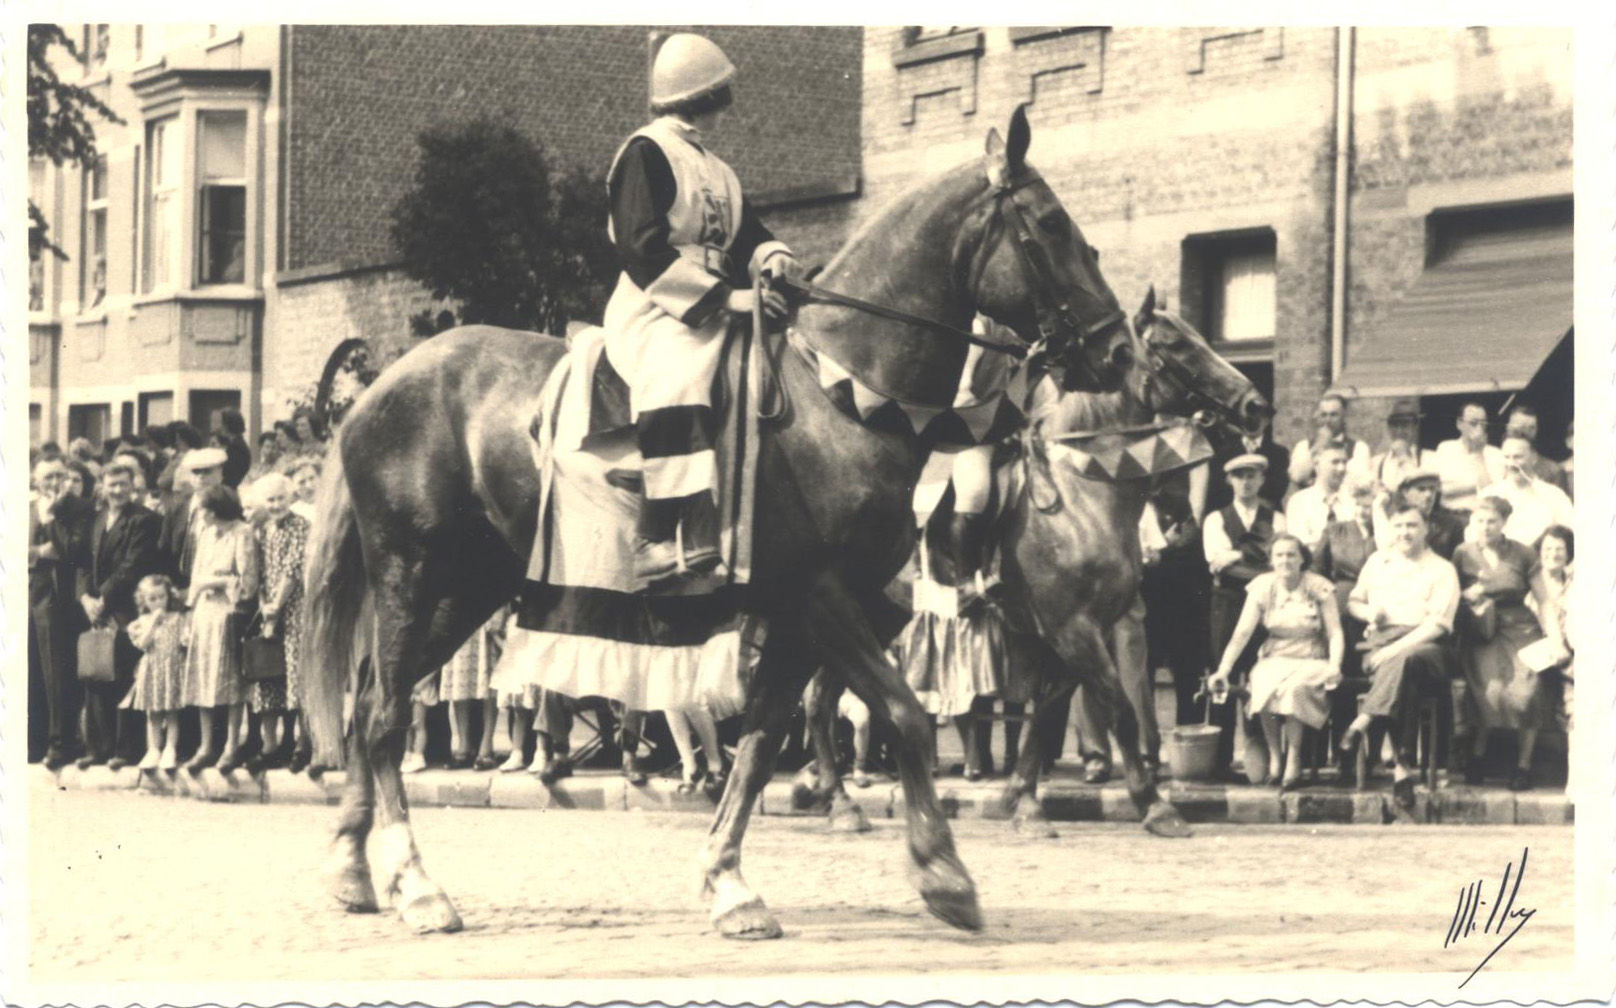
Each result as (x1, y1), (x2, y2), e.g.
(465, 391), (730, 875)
(1169, 724), (1222, 782)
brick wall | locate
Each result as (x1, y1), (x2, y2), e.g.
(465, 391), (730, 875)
(854, 26), (1572, 451)
(283, 25), (861, 272)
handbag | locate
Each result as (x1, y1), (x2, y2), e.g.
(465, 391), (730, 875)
(241, 613), (287, 682)
(76, 624), (118, 683)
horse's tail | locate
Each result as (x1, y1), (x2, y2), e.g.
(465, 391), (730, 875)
(300, 448), (367, 770)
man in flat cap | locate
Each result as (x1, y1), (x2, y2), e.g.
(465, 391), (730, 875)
(1201, 454), (1288, 778)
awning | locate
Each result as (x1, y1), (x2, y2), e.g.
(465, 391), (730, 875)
(1330, 220), (1572, 398)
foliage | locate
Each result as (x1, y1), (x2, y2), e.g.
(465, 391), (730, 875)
(27, 24), (123, 260)
(390, 119), (616, 336)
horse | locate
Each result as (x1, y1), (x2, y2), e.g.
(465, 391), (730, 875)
(795, 291), (1267, 836)
(298, 105), (1211, 940)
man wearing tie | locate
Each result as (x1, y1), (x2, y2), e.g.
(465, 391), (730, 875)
(76, 462), (162, 769)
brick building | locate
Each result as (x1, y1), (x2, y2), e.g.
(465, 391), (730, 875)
(31, 26), (1571, 459)
(29, 24), (861, 443)
(851, 26), (1573, 455)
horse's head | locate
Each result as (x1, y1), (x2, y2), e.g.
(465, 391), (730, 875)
(965, 105), (1130, 394)
(1125, 287), (1271, 437)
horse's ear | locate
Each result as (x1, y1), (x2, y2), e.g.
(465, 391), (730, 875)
(984, 126), (1004, 158)
(1006, 104), (1031, 171)
(1134, 285), (1157, 333)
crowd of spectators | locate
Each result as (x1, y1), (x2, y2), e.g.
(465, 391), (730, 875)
(26, 407), (330, 773)
(1168, 394), (1574, 801)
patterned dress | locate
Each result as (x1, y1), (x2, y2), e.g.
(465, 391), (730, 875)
(121, 610), (189, 712)
(183, 520), (259, 707)
(1243, 571), (1339, 729)
(1454, 538), (1547, 731)
(254, 511), (311, 712)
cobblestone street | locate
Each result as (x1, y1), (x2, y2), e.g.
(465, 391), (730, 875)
(28, 781), (1574, 985)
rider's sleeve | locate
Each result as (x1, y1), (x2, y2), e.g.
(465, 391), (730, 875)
(733, 197), (791, 281)
(609, 137), (727, 325)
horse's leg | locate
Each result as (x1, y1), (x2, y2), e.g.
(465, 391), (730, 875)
(1001, 642), (1070, 837)
(329, 660), (377, 912)
(363, 552), (489, 933)
(793, 670), (872, 832)
(803, 573), (981, 931)
(701, 624), (817, 939)
(1066, 615), (1191, 838)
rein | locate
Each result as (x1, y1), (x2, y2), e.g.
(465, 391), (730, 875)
(777, 276), (1026, 359)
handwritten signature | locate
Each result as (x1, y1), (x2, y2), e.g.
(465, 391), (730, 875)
(1445, 846), (1536, 988)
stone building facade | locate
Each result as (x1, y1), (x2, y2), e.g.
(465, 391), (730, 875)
(851, 26), (1572, 453)
(31, 25), (1571, 460)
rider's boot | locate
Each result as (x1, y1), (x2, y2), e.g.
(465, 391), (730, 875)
(633, 497), (682, 587)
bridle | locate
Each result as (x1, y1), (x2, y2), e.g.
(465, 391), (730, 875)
(1132, 312), (1238, 427)
(779, 169), (1126, 375)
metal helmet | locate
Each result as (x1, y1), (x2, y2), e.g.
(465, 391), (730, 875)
(650, 33), (736, 110)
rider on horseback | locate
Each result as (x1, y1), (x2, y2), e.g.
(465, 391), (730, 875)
(605, 32), (796, 588)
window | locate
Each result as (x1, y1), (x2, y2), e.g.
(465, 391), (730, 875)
(28, 159), (46, 312)
(84, 24), (109, 73)
(189, 389), (241, 433)
(139, 391), (174, 430)
(82, 155), (108, 309)
(197, 111), (247, 285)
(144, 118), (180, 292)
(68, 403), (111, 445)
(1182, 229), (1277, 347)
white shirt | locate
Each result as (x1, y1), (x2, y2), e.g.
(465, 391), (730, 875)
(1285, 482), (1351, 551)
(1349, 547), (1461, 633)
(1289, 435), (1371, 488)
(1203, 499), (1287, 573)
(1431, 439), (1506, 513)
(1479, 477), (1574, 547)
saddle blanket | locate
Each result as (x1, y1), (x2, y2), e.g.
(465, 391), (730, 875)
(494, 324), (763, 717)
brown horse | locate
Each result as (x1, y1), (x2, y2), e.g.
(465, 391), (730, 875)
(797, 293), (1267, 835)
(300, 107), (1140, 939)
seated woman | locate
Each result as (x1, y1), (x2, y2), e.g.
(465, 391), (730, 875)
(1453, 496), (1553, 790)
(1341, 503), (1461, 810)
(1208, 534), (1343, 790)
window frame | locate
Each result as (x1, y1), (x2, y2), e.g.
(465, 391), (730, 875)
(195, 109), (250, 287)
(1181, 228), (1278, 363)
(81, 154), (109, 311)
(142, 115), (182, 295)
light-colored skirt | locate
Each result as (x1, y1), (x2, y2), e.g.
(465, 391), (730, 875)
(1247, 656), (1337, 729)
(182, 596), (242, 707)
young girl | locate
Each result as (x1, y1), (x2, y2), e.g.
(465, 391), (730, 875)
(122, 574), (188, 770)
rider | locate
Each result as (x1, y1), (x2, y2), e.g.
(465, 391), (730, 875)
(605, 32), (796, 588)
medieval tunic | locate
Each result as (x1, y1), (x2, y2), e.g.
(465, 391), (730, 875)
(603, 116), (788, 502)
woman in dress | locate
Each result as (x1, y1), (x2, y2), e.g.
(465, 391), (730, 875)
(248, 473), (310, 772)
(1209, 533), (1344, 789)
(1453, 496), (1551, 790)
(181, 484), (259, 772)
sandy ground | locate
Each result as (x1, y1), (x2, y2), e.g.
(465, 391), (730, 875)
(26, 783), (1573, 984)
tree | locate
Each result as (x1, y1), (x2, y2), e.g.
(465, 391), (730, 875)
(27, 24), (122, 261)
(390, 119), (616, 336)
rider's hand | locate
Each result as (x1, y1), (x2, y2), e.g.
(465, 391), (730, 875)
(760, 251), (797, 285)
(726, 286), (788, 320)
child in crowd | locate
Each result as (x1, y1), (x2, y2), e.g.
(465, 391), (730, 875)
(122, 574), (189, 770)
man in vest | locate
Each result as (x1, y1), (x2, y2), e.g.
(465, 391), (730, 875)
(1202, 454), (1287, 777)
(605, 32), (796, 588)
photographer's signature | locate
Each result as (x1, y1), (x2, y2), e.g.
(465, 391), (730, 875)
(1446, 846), (1536, 988)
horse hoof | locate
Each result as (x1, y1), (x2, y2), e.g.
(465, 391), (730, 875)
(916, 857), (984, 932)
(1143, 801), (1193, 838)
(713, 897), (784, 940)
(398, 891), (463, 934)
(829, 803), (872, 834)
(1012, 812), (1059, 839)
(333, 869), (379, 913)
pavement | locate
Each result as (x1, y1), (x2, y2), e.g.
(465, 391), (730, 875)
(34, 760), (1573, 826)
(23, 784), (1578, 986)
